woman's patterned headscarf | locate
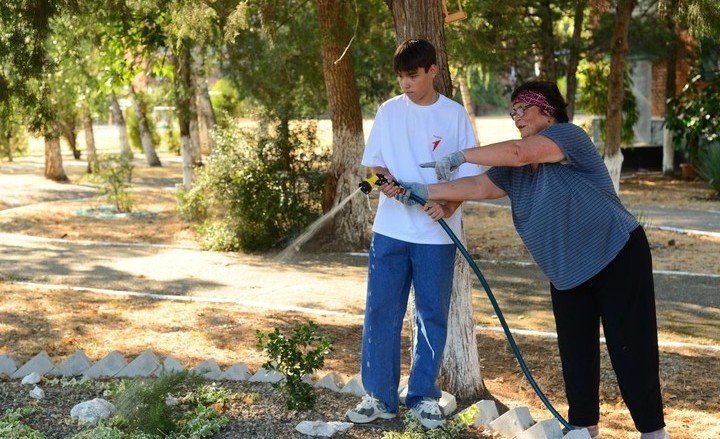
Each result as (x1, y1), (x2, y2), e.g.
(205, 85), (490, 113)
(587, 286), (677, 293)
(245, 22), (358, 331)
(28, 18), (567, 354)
(512, 90), (555, 116)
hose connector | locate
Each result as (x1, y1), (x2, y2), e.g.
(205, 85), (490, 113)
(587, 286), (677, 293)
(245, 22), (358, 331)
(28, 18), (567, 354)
(359, 173), (389, 194)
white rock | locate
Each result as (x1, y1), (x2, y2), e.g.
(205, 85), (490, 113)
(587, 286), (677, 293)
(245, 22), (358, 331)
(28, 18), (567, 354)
(315, 372), (345, 392)
(339, 375), (365, 397)
(21, 372), (42, 385)
(50, 350), (92, 377)
(0, 354), (17, 378)
(295, 420), (353, 437)
(70, 398), (116, 426)
(564, 428), (593, 438)
(248, 366), (284, 383)
(11, 351), (54, 379)
(518, 419), (564, 439)
(489, 406), (535, 438)
(29, 386), (45, 400)
(222, 363), (251, 381)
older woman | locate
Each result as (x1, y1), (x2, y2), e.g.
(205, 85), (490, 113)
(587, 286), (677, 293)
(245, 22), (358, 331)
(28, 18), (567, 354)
(397, 81), (669, 439)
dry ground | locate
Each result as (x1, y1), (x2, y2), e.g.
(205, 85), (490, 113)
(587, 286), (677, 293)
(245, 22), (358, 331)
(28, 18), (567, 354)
(0, 158), (718, 438)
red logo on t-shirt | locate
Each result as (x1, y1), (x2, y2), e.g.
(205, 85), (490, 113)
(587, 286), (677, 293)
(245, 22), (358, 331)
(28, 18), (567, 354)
(432, 136), (442, 151)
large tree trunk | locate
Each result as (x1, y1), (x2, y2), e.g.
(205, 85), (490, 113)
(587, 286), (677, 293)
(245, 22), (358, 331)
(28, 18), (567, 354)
(385, 0), (485, 401)
(83, 108), (98, 174)
(111, 91), (133, 158)
(385, 0), (453, 97)
(604, 0), (637, 193)
(44, 130), (68, 182)
(566, 0), (587, 121)
(171, 47), (199, 190)
(129, 86), (162, 167)
(538, 0), (557, 82)
(193, 46), (216, 155)
(456, 67), (480, 144)
(316, 0), (370, 251)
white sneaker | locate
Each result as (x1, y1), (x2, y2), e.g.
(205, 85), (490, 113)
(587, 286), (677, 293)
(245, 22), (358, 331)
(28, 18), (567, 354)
(346, 395), (396, 423)
(410, 398), (445, 429)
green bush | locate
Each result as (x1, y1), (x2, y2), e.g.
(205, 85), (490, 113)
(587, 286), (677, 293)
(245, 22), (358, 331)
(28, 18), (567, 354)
(0, 124), (28, 162)
(257, 321), (332, 411)
(577, 60), (639, 148)
(125, 95), (161, 153)
(698, 142), (720, 195)
(93, 154), (134, 213)
(209, 78), (243, 126)
(178, 119), (328, 252)
(382, 406), (478, 439)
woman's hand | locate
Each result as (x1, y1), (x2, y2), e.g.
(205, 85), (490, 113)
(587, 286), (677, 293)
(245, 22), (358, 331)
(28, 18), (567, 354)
(420, 150), (466, 181)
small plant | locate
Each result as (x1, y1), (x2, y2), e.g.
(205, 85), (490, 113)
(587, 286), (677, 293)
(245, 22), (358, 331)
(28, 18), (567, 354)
(257, 321), (332, 411)
(0, 405), (46, 439)
(382, 406), (478, 439)
(93, 154), (135, 213)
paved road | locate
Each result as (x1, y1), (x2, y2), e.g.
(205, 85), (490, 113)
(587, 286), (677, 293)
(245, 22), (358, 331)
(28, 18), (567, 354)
(0, 154), (718, 340)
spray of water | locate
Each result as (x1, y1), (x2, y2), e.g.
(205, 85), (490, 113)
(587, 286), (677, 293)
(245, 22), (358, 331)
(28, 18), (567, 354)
(275, 186), (363, 263)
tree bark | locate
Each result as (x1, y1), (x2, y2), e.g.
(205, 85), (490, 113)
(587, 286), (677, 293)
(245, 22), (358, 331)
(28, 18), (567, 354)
(193, 46), (216, 155)
(129, 85), (162, 167)
(456, 67), (480, 145)
(566, 0), (587, 121)
(538, 0), (557, 82)
(111, 91), (133, 158)
(316, 0), (370, 251)
(385, 0), (485, 401)
(44, 130), (68, 182)
(171, 47), (198, 189)
(604, 0), (636, 192)
(385, 0), (453, 97)
(83, 108), (98, 174)
(662, 1), (679, 176)
(61, 121), (80, 159)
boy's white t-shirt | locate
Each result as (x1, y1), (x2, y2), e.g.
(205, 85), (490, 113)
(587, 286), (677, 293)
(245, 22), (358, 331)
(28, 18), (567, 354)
(362, 93), (482, 245)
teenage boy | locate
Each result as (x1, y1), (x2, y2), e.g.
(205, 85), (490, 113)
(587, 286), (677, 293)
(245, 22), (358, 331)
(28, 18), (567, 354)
(345, 39), (482, 429)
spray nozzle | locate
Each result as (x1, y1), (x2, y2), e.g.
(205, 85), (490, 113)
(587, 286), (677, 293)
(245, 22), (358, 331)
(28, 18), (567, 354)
(359, 173), (390, 194)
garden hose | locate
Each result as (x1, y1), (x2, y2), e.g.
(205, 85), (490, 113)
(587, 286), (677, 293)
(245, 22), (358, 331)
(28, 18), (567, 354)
(358, 175), (572, 430)
(406, 191), (572, 431)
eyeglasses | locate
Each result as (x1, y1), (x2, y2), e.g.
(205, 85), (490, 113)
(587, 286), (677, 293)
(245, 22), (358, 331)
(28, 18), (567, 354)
(509, 103), (533, 120)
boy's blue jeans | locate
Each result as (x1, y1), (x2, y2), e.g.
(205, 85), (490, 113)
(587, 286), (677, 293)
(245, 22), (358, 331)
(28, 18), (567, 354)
(361, 233), (456, 413)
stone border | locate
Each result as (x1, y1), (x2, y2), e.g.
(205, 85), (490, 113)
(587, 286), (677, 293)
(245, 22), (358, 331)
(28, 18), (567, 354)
(0, 349), (591, 438)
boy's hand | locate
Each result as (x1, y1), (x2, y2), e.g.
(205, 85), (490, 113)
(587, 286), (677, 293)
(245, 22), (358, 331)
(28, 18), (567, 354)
(423, 201), (450, 221)
(395, 181), (428, 206)
(420, 150), (466, 181)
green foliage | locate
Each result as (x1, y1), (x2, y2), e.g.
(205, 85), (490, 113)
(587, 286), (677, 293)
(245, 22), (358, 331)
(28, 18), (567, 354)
(0, 405), (46, 439)
(209, 78), (242, 126)
(125, 96), (161, 153)
(114, 372), (190, 434)
(178, 120), (328, 252)
(577, 60), (639, 148)
(697, 143), (720, 195)
(665, 73), (720, 165)
(382, 408), (476, 439)
(0, 120), (28, 161)
(257, 321), (332, 411)
(163, 126), (181, 155)
(464, 66), (509, 114)
(93, 154), (135, 213)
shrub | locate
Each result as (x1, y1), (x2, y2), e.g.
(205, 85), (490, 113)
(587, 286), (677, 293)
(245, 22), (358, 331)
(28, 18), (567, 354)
(0, 123), (28, 162)
(697, 142), (720, 195)
(178, 119), (328, 252)
(382, 406), (479, 439)
(114, 372), (191, 434)
(257, 321), (332, 411)
(0, 405), (46, 439)
(93, 154), (134, 213)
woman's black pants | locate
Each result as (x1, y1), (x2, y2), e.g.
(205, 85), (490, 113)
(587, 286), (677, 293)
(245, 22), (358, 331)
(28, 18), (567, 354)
(550, 226), (665, 433)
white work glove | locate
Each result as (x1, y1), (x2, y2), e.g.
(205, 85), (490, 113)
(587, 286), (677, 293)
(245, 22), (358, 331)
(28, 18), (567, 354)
(395, 181), (428, 206)
(420, 150), (466, 181)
